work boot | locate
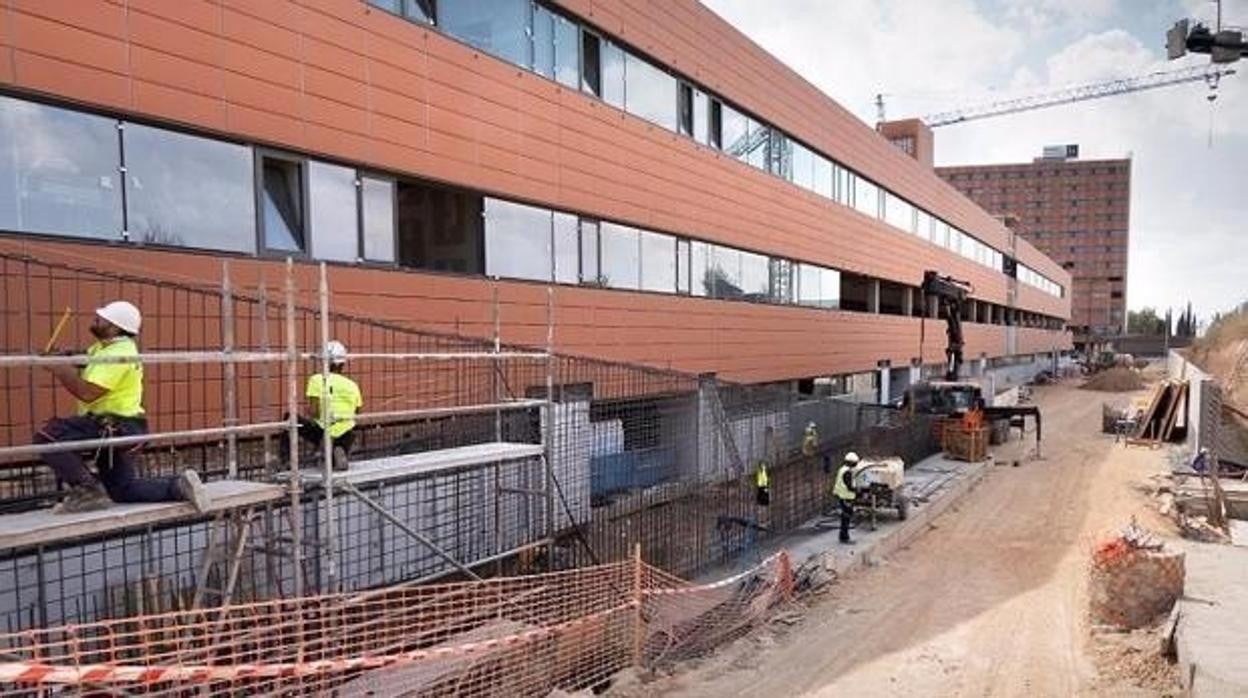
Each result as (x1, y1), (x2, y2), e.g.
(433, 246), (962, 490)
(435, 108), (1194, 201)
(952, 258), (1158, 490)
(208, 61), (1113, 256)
(176, 470), (212, 513)
(331, 445), (349, 472)
(839, 537), (856, 546)
(51, 483), (112, 515)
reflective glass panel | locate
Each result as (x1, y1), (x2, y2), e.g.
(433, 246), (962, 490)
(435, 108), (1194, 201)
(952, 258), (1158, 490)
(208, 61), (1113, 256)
(553, 13), (580, 88)
(553, 211), (578, 283)
(720, 103), (748, 157)
(639, 230), (676, 292)
(484, 198), (551, 281)
(740, 251), (769, 299)
(690, 240), (710, 297)
(790, 142), (813, 190)
(813, 155), (832, 199)
(709, 245), (742, 299)
(308, 160), (359, 262)
(599, 222), (639, 289)
(532, 4), (554, 78)
(362, 177), (395, 262)
(601, 40), (626, 108)
(624, 53), (677, 130)
(854, 176), (880, 218)
(693, 89), (709, 145)
(579, 219), (599, 284)
(440, 0), (530, 67)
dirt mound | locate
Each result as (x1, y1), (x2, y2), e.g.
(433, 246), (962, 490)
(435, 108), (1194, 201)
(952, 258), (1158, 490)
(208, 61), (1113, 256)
(1081, 367), (1146, 392)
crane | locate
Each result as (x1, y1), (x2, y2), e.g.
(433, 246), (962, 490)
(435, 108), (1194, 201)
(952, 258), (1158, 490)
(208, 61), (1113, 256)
(876, 64), (1236, 128)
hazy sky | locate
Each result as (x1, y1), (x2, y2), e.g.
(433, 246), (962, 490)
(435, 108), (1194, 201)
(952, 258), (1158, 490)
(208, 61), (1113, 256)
(704, 0), (1247, 323)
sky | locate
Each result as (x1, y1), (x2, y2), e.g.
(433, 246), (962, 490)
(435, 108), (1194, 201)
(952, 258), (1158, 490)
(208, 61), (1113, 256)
(703, 0), (1248, 325)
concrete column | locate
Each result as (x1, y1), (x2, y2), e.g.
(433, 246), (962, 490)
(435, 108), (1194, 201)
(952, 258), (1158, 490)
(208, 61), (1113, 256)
(877, 359), (891, 404)
(902, 288), (914, 316)
(869, 279), (881, 314)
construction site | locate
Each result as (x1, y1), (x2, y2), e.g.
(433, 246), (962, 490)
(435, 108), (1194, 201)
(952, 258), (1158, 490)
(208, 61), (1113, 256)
(0, 0), (1244, 695)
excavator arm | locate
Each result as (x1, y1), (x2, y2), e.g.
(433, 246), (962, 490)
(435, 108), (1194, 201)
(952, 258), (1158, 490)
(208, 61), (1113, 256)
(920, 271), (973, 381)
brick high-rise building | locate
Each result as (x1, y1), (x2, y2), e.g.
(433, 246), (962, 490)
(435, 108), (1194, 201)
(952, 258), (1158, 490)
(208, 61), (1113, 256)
(937, 147), (1130, 345)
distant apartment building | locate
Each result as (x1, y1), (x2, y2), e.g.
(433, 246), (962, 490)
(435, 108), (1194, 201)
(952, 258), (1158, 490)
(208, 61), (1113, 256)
(937, 147), (1131, 344)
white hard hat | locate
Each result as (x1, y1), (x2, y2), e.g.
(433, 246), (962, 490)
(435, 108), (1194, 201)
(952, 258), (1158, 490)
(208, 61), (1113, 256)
(844, 452), (860, 464)
(96, 301), (141, 334)
(325, 340), (348, 364)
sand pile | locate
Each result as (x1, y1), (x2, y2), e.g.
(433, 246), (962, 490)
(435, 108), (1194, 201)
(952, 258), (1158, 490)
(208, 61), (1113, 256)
(1081, 367), (1146, 392)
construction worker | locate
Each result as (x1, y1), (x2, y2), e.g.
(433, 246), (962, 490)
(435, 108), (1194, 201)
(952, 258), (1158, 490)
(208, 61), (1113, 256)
(755, 460), (771, 507)
(35, 301), (210, 514)
(833, 452), (860, 544)
(962, 396), (986, 431)
(282, 340), (362, 471)
(802, 421), (819, 457)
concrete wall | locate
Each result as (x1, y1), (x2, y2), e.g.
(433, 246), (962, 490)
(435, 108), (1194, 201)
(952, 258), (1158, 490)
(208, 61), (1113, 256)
(1168, 350), (1210, 453)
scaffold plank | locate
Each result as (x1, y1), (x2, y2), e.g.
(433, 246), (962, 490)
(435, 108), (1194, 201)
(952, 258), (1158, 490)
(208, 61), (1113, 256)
(0, 481), (285, 549)
(299, 442), (546, 487)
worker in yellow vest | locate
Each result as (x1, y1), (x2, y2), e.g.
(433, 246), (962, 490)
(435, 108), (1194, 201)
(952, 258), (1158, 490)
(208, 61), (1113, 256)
(833, 452), (860, 544)
(35, 301), (210, 514)
(282, 340), (362, 471)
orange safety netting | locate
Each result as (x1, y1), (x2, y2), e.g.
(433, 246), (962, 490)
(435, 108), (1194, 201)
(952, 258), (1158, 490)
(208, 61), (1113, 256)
(0, 552), (792, 696)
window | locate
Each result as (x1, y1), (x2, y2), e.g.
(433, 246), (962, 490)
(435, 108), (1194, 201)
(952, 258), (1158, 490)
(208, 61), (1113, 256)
(834, 165), (850, 205)
(708, 100), (722, 149)
(580, 31), (601, 97)
(361, 177), (396, 262)
(259, 155), (306, 253)
(708, 245), (741, 298)
(0, 96), (122, 240)
(692, 89), (709, 145)
(915, 209), (932, 241)
(768, 258), (794, 303)
(883, 193), (913, 232)
(123, 122), (254, 253)
(599, 222), (639, 289)
(791, 142), (814, 190)
(308, 160), (359, 262)
(624, 53), (677, 130)
(403, 0), (436, 24)
(440, 0), (530, 67)
(532, 4), (555, 78)
(639, 230), (676, 292)
(484, 198), (551, 281)
(396, 180), (483, 273)
(813, 155), (832, 199)
(853, 176), (880, 218)
(719, 102), (748, 157)
(553, 14), (579, 88)
(797, 264), (822, 307)
(676, 238), (690, 293)
(739, 250), (769, 299)
(553, 211), (578, 284)
(677, 83), (693, 136)
(579, 219), (600, 284)
(768, 130), (792, 179)
(743, 119), (768, 169)
(601, 39), (626, 108)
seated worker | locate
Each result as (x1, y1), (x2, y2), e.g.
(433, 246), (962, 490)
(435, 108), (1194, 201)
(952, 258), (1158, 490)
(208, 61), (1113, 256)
(282, 341), (362, 471)
(35, 301), (210, 515)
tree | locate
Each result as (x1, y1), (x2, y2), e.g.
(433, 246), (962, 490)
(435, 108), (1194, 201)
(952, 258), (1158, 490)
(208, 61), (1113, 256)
(1127, 307), (1167, 335)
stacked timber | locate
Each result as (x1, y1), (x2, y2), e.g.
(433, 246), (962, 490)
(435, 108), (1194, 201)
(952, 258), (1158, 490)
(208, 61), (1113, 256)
(1128, 380), (1190, 445)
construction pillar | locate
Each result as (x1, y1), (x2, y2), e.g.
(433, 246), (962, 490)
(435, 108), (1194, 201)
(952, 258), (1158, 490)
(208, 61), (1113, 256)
(877, 359), (891, 405)
(869, 279), (881, 314)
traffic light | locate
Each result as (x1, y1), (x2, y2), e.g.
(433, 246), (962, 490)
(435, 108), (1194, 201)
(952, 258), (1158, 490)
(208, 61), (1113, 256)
(1166, 19), (1189, 60)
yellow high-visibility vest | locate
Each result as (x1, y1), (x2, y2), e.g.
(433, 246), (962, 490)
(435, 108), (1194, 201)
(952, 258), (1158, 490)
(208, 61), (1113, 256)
(833, 464), (856, 501)
(755, 463), (770, 489)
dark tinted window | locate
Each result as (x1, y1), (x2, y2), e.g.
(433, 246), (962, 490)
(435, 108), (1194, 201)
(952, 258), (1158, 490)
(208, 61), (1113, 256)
(396, 180), (483, 273)
(260, 156), (305, 252)
(123, 123), (255, 253)
(581, 32), (601, 97)
(0, 96), (121, 241)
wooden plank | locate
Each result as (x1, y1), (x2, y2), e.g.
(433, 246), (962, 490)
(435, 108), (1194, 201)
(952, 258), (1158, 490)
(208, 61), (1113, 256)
(1133, 381), (1168, 439)
(298, 442), (546, 487)
(0, 481), (285, 550)
(1159, 382), (1184, 442)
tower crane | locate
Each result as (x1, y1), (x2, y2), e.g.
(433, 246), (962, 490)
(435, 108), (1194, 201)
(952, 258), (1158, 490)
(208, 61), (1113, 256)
(876, 64), (1236, 128)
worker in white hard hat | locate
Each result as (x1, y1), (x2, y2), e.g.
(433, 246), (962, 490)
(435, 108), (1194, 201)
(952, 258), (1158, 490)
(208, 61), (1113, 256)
(282, 340), (362, 472)
(833, 451), (860, 545)
(34, 301), (210, 515)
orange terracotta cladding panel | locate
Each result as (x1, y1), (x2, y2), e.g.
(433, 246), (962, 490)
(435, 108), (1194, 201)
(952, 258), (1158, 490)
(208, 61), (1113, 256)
(1, 238), (1068, 384)
(0, 0), (1067, 322)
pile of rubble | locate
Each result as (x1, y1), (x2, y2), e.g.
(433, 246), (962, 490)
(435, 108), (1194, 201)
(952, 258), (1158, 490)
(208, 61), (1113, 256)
(1089, 524), (1185, 629)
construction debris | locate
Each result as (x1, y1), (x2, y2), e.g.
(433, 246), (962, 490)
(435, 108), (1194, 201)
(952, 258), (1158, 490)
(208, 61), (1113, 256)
(1127, 380), (1190, 445)
(1080, 367), (1146, 392)
(1089, 523), (1185, 630)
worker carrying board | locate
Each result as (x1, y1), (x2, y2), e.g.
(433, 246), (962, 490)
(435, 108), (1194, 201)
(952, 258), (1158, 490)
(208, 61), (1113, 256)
(282, 340), (362, 472)
(34, 301), (211, 515)
(833, 452), (860, 545)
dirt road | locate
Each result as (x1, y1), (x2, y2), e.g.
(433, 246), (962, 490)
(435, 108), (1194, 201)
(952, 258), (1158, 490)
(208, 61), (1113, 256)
(653, 380), (1175, 697)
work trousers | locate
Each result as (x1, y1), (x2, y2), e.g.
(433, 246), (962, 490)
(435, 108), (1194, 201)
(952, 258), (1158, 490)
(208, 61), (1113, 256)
(280, 415), (356, 462)
(838, 498), (854, 542)
(34, 415), (181, 503)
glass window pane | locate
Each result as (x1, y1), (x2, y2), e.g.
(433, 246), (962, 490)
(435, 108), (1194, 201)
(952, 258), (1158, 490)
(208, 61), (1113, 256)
(599, 222), (639, 289)
(914, 209), (931, 241)
(740, 251), (769, 299)
(553, 211), (578, 283)
(484, 198), (551, 281)
(0, 96), (121, 240)
(769, 130), (792, 179)
(624, 53), (677, 130)
(677, 83), (693, 136)
(690, 240), (709, 297)
(768, 258), (794, 303)
(792, 143), (814, 190)
(532, 4), (554, 78)
(709, 246), (741, 299)
(402, 0), (434, 23)
(368, 0), (401, 14)
(261, 157), (305, 252)
(744, 120), (768, 169)
(798, 264), (820, 306)
(819, 268), (841, 308)
(581, 31), (601, 96)
(813, 156), (832, 199)
(308, 160), (358, 262)
(676, 238), (690, 293)
(554, 14), (579, 88)
(854, 176), (879, 218)
(834, 165), (851, 205)
(440, 0), (530, 67)
(720, 103), (748, 156)
(396, 181), (483, 273)
(639, 230), (675, 292)
(884, 193), (913, 232)
(601, 40), (626, 108)
(362, 177), (395, 262)
(693, 89), (709, 145)
(122, 123), (254, 252)
(579, 219), (599, 284)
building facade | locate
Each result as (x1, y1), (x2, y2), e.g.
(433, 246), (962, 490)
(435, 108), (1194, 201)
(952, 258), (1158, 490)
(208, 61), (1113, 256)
(0, 0), (1071, 392)
(937, 148), (1130, 344)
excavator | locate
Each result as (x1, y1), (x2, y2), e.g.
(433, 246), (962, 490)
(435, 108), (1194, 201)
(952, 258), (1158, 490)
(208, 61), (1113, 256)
(902, 271), (1043, 456)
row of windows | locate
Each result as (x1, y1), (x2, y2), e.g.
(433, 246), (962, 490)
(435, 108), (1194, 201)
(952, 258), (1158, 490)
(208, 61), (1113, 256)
(1017, 264), (1062, 297)
(367, 0), (1011, 276)
(944, 166), (1127, 181)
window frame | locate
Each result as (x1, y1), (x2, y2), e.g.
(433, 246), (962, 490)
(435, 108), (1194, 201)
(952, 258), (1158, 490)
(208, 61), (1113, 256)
(254, 148), (311, 258)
